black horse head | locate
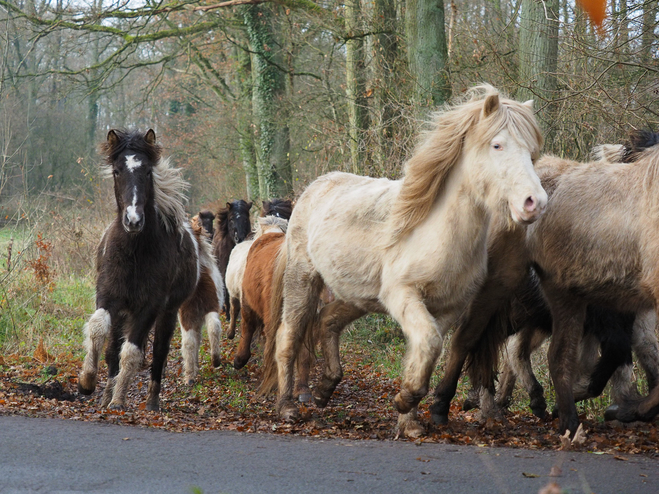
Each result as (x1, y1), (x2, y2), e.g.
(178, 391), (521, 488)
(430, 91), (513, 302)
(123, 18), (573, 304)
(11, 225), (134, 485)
(101, 129), (160, 234)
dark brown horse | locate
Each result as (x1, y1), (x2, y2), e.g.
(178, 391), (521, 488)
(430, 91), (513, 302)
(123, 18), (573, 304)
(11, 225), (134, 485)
(527, 130), (659, 434)
(212, 200), (252, 316)
(78, 129), (216, 411)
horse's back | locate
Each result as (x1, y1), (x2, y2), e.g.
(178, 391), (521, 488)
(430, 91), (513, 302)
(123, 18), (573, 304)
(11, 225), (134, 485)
(225, 240), (254, 299)
(243, 232), (285, 324)
(288, 172), (398, 303)
(528, 155), (647, 308)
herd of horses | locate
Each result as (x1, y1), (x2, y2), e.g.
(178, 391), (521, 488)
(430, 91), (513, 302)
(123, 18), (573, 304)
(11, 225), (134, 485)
(77, 84), (659, 441)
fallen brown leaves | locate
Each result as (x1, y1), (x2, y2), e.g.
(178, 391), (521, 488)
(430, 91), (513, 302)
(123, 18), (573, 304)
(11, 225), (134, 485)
(1, 336), (658, 456)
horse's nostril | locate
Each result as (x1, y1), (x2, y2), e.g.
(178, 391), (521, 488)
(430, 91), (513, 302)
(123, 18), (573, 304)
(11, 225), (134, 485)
(524, 196), (536, 212)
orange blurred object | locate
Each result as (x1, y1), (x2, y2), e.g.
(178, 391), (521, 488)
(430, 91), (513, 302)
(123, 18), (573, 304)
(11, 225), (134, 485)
(577, 0), (606, 28)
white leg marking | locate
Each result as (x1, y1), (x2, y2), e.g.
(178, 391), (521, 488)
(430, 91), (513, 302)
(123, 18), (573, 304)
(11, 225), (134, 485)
(81, 309), (111, 379)
(109, 342), (143, 407)
(181, 321), (201, 384)
(205, 311), (222, 366)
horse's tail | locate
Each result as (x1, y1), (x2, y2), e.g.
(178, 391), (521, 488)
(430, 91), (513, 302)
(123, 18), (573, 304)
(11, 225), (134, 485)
(465, 305), (509, 393)
(259, 239), (288, 395)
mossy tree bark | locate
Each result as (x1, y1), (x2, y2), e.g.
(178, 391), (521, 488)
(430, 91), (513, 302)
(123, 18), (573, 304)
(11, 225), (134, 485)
(405, 0), (451, 107)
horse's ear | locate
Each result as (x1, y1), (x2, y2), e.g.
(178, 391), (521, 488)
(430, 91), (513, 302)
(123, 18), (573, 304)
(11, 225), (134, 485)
(247, 202), (253, 210)
(226, 202), (232, 209)
(482, 94), (500, 118)
(523, 99), (534, 110)
(145, 129), (156, 145)
(107, 130), (119, 148)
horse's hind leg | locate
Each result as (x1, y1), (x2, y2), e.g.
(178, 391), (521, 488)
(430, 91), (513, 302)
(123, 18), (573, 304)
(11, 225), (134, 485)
(275, 266), (324, 421)
(78, 308), (111, 395)
(227, 296), (240, 340)
(146, 309), (178, 411)
(233, 303), (261, 370)
(179, 307), (202, 385)
(313, 301), (365, 408)
(632, 310), (659, 392)
(205, 311), (223, 368)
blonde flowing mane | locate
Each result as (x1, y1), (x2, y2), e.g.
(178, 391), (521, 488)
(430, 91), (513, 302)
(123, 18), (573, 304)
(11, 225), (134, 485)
(152, 157), (189, 233)
(388, 84), (543, 243)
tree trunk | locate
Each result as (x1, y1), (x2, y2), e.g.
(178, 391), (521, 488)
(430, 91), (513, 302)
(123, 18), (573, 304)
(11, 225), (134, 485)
(517, 0), (559, 137)
(345, 0), (369, 173)
(372, 0), (398, 169)
(641, 0), (657, 64)
(235, 44), (259, 201)
(405, 0), (451, 107)
(243, 4), (293, 200)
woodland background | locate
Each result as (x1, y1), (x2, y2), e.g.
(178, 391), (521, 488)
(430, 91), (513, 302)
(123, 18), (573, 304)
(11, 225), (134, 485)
(0, 1), (658, 449)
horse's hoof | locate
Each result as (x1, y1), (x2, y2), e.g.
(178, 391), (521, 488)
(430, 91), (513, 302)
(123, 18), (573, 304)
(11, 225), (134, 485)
(77, 373), (97, 395)
(146, 402), (160, 412)
(226, 330), (236, 340)
(462, 398), (478, 412)
(312, 390), (331, 408)
(279, 402), (300, 423)
(531, 407), (547, 419)
(298, 392), (313, 404)
(212, 355), (222, 368)
(233, 357), (248, 370)
(399, 421), (425, 439)
(186, 378), (195, 386)
(108, 403), (125, 411)
(604, 405), (619, 422)
(431, 413), (449, 426)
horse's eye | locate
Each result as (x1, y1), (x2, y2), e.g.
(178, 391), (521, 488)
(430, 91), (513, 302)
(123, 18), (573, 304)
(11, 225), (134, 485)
(493, 143), (503, 150)
(113, 169), (120, 176)
(146, 170), (152, 177)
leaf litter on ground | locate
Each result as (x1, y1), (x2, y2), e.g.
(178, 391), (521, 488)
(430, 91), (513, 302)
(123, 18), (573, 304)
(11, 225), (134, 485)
(1, 330), (658, 456)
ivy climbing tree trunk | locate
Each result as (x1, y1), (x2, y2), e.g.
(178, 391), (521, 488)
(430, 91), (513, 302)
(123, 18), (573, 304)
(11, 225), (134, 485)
(243, 4), (293, 200)
(234, 43), (259, 201)
(345, 0), (369, 173)
(517, 0), (559, 137)
(405, 0), (451, 107)
(372, 0), (398, 169)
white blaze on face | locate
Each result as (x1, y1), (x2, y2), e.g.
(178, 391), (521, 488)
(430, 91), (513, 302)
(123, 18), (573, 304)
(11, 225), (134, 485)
(125, 154), (142, 172)
(126, 186), (140, 224)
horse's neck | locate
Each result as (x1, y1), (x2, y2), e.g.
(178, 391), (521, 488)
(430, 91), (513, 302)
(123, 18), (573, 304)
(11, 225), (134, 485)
(397, 160), (490, 274)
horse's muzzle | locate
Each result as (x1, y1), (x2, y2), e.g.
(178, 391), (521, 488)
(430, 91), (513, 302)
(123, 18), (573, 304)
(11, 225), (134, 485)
(123, 214), (144, 233)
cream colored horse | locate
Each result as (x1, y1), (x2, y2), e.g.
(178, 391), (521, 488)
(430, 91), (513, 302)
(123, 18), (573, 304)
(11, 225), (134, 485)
(262, 85), (547, 437)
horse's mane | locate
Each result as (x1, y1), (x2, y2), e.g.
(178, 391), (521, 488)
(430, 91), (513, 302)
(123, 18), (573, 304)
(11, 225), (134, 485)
(623, 129), (659, 163)
(100, 129), (188, 234)
(215, 206), (230, 238)
(262, 199), (293, 220)
(254, 216), (289, 237)
(388, 84), (543, 243)
(152, 157), (189, 234)
(591, 144), (625, 163)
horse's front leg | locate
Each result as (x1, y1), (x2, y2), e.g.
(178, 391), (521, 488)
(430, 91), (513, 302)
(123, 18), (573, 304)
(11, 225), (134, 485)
(227, 296), (240, 340)
(108, 312), (156, 410)
(385, 288), (446, 437)
(78, 308), (111, 395)
(544, 286), (585, 436)
(313, 301), (365, 407)
(146, 309), (178, 411)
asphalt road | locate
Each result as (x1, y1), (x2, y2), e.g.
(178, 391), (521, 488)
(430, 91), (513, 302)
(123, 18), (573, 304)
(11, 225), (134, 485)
(0, 415), (657, 493)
